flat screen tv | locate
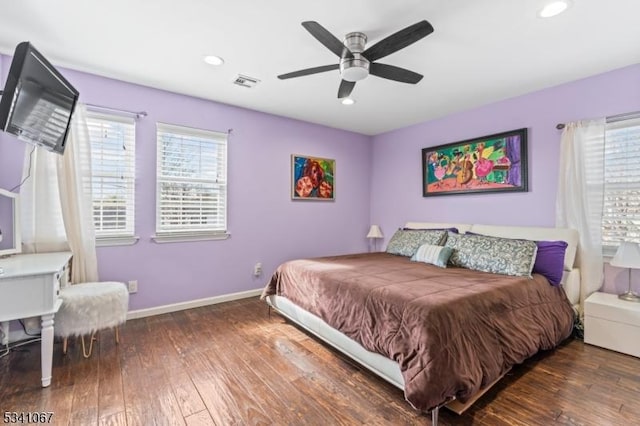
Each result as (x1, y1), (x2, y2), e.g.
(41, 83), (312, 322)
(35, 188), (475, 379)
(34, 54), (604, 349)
(0, 41), (79, 155)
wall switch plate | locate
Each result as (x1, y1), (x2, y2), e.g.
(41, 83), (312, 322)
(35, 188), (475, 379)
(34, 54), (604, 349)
(254, 262), (262, 276)
(128, 280), (138, 294)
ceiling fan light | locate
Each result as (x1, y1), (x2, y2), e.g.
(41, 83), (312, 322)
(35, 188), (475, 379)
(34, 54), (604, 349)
(340, 56), (370, 82)
(341, 98), (355, 105)
(342, 67), (368, 82)
(538, 1), (570, 18)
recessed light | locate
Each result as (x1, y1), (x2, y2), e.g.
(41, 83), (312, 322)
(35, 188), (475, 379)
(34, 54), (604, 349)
(341, 98), (355, 105)
(203, 55), (224, 66)
(538, 1), (570, 18)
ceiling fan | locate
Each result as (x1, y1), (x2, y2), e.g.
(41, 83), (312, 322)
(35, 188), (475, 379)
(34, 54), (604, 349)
(278, 20), (434, 99)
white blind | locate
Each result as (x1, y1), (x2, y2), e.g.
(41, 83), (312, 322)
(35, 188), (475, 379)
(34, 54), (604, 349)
(602, 116), (640, 249)
(156, 123), (227, 236)
(87, 111), (136, 238)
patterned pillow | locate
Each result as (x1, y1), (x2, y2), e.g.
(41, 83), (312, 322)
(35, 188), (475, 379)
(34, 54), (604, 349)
(386, 229), (448, 257)
(411, 244), (454, 268)
(466, 231), (568, 285)
(444, 232), (538, 277)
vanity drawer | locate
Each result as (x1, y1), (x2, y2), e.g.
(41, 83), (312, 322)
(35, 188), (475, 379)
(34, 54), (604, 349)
(0, 252), (72, 322)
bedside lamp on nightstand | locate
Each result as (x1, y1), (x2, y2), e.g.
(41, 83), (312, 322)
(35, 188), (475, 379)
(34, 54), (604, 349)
(610, 241), (640, 302)
(366, 225), (383, 252)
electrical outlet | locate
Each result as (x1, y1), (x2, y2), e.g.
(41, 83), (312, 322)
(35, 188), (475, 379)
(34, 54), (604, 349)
(254, 262), (262, 277)
(128, 280), (138, 294)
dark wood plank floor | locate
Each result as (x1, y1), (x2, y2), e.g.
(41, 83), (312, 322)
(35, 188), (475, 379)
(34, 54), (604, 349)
(1, 297), (640, 425)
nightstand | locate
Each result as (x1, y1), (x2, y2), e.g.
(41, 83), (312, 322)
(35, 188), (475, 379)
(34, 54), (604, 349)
(584, 292), (640, 358)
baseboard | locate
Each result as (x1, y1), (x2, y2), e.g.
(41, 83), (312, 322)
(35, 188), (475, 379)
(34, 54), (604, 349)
(126, 288), (263, 320)
(8, 329), (39, 344)
(3, 289), (263, 344)
(5, 318), (42, 344)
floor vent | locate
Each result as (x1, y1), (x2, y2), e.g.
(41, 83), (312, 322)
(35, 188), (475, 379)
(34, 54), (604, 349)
(233, 74), (260, 88)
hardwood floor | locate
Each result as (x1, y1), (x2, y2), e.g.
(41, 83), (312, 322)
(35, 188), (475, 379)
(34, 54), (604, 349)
(1, 297), (639, 425)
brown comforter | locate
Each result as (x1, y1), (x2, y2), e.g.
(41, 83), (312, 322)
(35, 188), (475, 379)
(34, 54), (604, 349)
(261, 252), (574, 411)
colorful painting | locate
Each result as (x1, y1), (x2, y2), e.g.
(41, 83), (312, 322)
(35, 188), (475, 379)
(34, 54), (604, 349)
(422, 128), (528, 197)
(291, 155), (335, 200)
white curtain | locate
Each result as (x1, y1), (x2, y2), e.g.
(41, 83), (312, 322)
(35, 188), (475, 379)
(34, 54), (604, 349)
(56, 105), (98, 283)
(556, 119), (605, 315)
(21, 103), (99, 283)
(20, 147), (69, 253)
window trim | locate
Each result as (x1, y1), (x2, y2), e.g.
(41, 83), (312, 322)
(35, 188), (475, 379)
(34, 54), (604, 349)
(155, 122), (228, 241)
(600, 114), (640, 254)
(151, 232), (230, 244)
(86, 109), (136, 241)
(96, 236), (140, 247)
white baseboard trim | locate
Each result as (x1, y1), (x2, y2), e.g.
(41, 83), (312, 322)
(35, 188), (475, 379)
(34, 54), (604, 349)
(3, 289), (262, 344)
(126, 288), (263, 320)
(9, 329), (39, 344)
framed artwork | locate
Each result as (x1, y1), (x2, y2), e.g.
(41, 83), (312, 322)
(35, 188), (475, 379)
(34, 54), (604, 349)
(422, 128), (528, 197)
(291, 155), (335, 200)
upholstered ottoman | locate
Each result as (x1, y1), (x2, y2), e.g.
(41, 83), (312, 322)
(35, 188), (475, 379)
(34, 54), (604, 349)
(55, 282), (129, 357)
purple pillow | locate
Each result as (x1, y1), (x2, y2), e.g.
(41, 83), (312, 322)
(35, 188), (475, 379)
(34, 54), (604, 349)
(465, 232), (567, 286)
(533, 240), (568, 286)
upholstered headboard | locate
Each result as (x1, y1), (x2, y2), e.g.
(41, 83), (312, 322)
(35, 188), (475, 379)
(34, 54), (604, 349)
(403, 222), (581, 309)
(405, 222), (473, 234)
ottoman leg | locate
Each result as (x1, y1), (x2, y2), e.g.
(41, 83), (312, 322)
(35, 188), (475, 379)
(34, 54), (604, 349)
(115, 327), (120, 345)
(62, 337), (68, 355)
(81, 331), (98, 358)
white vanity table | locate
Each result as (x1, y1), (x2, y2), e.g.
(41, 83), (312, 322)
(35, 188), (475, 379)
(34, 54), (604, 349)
(0, 251), (72, 387)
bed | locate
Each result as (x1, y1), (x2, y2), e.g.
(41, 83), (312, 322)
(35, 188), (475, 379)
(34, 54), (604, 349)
(262, 222), (581, 424)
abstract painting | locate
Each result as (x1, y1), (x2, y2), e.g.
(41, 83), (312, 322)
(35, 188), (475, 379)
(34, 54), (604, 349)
(291, 155), (335, 200)
(422, 128), (528, 196)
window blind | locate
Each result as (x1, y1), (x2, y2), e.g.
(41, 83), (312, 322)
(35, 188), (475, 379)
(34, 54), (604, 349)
(602, 116), (640, 249)
(87, 111), (136, 238)
(156, 123), (227, 236)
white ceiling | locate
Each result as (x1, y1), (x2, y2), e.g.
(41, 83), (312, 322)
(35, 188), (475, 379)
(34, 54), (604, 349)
(0, 0), (639, 135)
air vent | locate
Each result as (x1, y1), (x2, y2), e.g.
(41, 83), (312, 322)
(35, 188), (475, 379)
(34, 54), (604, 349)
(233, 74), (260, 88)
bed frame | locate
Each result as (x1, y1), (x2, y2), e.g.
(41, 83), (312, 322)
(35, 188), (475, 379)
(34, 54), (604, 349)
(265, 222), (581, 425)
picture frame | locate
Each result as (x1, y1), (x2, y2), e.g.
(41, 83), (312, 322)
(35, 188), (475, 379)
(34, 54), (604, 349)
(291, 154), (335, 201)
(422, 128), (528, 197)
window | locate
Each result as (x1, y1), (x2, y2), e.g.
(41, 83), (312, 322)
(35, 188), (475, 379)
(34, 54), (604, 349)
(155, 123), (228, 242)
(602, 116), (640, 252)
(87, 110), (136, 244)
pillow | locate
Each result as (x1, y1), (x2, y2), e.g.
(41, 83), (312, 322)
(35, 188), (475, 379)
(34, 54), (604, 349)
(466, 232), (567, 286)
(411, 244), (453, 268)
(445, 232), (537, 277)
(386, 229), (448, 257)
(532, 240), (568, 286)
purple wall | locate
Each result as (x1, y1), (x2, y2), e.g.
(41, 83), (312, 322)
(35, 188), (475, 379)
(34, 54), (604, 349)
(370, 63), (640, 294)
(3, 52), (639, 308)
(0, 56), (372, 310)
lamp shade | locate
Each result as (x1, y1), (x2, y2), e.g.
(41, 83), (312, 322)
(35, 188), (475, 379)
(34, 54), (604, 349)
(366, 225), (383, 239)
(610, 242), (640, 269)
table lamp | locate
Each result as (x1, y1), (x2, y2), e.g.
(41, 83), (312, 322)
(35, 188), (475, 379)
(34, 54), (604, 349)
(367, 225), (383, 252)
(610, 241), (640, 302)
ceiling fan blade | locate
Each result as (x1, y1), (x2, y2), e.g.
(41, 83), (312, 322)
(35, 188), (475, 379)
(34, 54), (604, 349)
(337, 80), (355, 98)
(369, 63), (423, 84)
(302, 21), (353, 59)
(363, 20), (434, 62)
(278, 64), (339, 80)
